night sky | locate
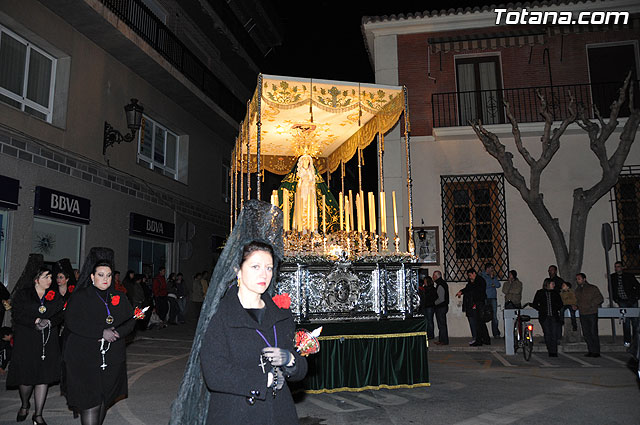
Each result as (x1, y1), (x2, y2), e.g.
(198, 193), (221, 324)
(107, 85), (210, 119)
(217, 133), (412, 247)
(258, 0), (481, 197)
(262, 0), (482, 82)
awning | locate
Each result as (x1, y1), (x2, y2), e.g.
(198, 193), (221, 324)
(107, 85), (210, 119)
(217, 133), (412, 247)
(428, 30), (545, 53)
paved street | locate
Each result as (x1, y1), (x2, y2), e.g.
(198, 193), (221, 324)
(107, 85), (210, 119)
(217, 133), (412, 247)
(1, 327), (638, 425)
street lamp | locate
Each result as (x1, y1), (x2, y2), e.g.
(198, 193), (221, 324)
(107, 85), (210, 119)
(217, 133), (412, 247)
(103, 98), (144, 155)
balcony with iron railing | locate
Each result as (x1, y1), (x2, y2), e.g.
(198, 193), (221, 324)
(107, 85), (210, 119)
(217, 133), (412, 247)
(100, 0), (245, 122)
(431, 80), (640, 129)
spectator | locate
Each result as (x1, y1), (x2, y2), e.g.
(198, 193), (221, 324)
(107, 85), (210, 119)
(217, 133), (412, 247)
(532, 279), (563, 357)
(0, 271), (10, 326)
(113, 270), (127, 294)
(610, 261), (640, 348)
(191, 272), (204, 322)
(418, 276), (438, 340)
(167, 273), (179, 325)
(575, 273), (604, 357)
(121, 270), (135, 295)
(480, 263), (501, 338)
(560, 281), (578, 331)
(152, 267), (169, 323)
(502, 269), (522, 309)
(547, 265), (564, 292)
(456, 269), (490, 347)
(201, 271), (210, 296)
(0, 326), (12, 374)
(73, 269), (80, 281)
(175, 273), (187, 324)
(432, 270), (449, 345)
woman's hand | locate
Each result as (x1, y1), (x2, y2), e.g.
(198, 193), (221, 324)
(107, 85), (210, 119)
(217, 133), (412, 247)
(456, 290), (463, 298)
(266, 368), (285, 390)
(102, 327), (120, 342)
(262, 347), (294, 367)
(35, 319), (51, 330)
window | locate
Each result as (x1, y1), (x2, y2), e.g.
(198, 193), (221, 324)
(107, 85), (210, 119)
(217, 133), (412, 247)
(588, 42), (639, 119)
(137, 115), (180, 180)
(32, 217), (82, 268)
(614, 174), (640, 273)
(441, 173), (509, 282)
(0, 24), (56, 122)
(127, 237), (168, 275)
(455, 56), (504, 126)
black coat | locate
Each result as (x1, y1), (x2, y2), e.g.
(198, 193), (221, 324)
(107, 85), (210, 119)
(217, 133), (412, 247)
(610, 272), (640, 303)
(532, 289), (564, 323)
(63, 285), (134, 409)
(435, 278), (449, 307)
(6, 286), (64, 387)
(201, 285), (307, 425)
(461, 275), (487, 317)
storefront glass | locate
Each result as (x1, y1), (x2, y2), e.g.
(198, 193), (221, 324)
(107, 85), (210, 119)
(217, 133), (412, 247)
(127, 237), (168, 277)
(32, 216), (82, 268)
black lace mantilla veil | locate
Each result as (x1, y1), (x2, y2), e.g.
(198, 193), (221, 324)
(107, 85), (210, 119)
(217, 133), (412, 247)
(170, 200), (284, 425)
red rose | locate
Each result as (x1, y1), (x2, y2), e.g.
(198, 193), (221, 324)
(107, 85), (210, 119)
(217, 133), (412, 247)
(272, 293), (291, 309)
(111, 295), (120, 306)
(68, 285), (75, 293)
(45, 290), (55, 301)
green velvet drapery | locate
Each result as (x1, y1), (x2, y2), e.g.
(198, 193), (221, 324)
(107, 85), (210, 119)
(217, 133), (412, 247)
(295, 319), (429, 393)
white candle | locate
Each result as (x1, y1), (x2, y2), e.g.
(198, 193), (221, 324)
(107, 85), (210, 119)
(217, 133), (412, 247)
(339, 192), (343, 231)
(369, 192), (376, 233)
(348, 190), (354, 233)
(392, 191), (398, 236)
(380, 191), (387, 234)
(322, 195), (326, 234)
(283, 189), (289, 231)
(345, 194), (350, 232)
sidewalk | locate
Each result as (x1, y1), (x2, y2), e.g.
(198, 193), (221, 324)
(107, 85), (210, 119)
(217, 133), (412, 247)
(428, 335), (631, 353)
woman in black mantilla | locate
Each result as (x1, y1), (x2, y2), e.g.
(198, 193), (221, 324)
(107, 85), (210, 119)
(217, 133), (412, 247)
(170, 200), (307, 425)
(63, 248), (134, 425)
(7, 257), (64, 425)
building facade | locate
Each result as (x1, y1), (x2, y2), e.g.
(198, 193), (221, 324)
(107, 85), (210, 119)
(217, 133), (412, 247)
(0, 0), (281, 308)
(363, 0), (640, 336)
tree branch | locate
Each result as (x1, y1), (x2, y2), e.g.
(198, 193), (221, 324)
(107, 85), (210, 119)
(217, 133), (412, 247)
(505, 100), (534, 166)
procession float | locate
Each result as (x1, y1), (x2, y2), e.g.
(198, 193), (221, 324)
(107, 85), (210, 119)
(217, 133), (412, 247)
(229, 74), (428, 392)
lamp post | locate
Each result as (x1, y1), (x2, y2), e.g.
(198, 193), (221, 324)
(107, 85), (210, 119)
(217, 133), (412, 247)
(103, 98), (144, 155)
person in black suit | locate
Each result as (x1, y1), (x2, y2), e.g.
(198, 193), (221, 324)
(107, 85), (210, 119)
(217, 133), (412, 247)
(456, 269), (490, 346)
(610, 261), (640, 348)
(532, 279), (564, 357)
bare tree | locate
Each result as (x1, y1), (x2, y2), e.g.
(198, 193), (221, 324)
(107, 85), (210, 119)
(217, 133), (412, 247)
(471, 73), (640, 281)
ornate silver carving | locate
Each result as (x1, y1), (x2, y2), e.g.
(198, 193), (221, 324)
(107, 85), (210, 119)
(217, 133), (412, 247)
(323, 262), (360, 311)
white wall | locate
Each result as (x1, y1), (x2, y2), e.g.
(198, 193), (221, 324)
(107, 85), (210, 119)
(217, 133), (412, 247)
(410, 123), (640, 337)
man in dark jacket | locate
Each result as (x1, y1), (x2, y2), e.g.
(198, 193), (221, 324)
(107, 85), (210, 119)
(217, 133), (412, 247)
(419, 276), (438, 340)
(547, 265), (564, 292)
(611, 261), (640, 348)
(575, 273), (604, 357)
(532, 280), (564, 357)
(456, 269), (490, 346)
(432, 271), (449, 345)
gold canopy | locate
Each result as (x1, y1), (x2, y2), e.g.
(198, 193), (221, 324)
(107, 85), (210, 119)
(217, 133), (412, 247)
(235, 74), (405, 175)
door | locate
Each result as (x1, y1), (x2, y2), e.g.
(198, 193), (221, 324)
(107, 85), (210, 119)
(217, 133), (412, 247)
(456, 56), (504, 125)
(588, 43), (639, 118)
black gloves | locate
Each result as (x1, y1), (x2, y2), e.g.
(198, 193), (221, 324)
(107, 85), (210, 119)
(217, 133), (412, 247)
(261, 347), (294, 367)
(102, 327), (120, 343)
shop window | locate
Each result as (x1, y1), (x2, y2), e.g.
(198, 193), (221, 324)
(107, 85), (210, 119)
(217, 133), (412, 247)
(441, 173), (509, 282)
(614, 174), (640, 273)
(31, 217), (82, 268)
(0, 210), (8, 285)
(127, 237), (168, 276)
(137, 115), (182, 180)
(0, 24), (56, 122)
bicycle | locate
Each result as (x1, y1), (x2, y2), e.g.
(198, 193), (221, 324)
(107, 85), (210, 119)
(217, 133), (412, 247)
(513, 303), (534, 361)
